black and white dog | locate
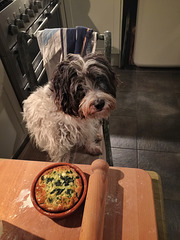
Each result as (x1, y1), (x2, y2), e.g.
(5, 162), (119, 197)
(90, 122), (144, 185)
(23, 53), (117, 161)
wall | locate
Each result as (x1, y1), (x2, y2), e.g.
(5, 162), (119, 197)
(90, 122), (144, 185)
(59, 0), (123, 66)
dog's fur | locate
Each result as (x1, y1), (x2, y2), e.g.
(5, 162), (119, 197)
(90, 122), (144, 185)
(23, 53), (117, 162)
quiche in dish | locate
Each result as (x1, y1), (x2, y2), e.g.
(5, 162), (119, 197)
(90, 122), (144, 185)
(35, 165), (83, 212)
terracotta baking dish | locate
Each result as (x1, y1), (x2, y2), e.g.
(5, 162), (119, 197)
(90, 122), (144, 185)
(30, 162), (87, 219)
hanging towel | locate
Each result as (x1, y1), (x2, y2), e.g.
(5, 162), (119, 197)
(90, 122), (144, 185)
(36, 26), (97, 79)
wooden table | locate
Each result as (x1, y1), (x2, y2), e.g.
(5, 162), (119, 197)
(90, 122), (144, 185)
(0, 159), (158, 240)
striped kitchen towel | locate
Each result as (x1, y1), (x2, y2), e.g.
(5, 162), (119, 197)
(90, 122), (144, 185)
(36, 26), (97, 79)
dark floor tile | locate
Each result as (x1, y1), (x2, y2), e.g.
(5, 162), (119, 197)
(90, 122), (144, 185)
(112, 91), (137, 116)
(137, 115), (180, 152)
(18, 141), (50, 161)
(112, 148), (137, 167)
(164, 199), (180, 240)
(114, 70), (137, 92)
(135, 71), (174, 93)
(176, 93), (180, 108)
(109, 116), (137, 149)
(138, 150), (180, 201)
(172, 72), (180, 93)
(137, 92), (180, 117)
(69, 151), (100, 165)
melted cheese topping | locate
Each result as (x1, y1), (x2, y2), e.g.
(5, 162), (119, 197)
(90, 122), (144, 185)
(35, 166), (83, 212)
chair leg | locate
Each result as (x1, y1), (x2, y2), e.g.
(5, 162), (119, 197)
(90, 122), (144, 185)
(103, 31), (113, 166)
(103, 119), (113, 166)
(104, 31), (111, 63)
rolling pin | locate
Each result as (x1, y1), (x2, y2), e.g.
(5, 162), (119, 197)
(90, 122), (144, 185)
(79, 159), (109, 240)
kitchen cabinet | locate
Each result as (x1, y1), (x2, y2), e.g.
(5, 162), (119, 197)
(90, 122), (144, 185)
(0, 59), (27, 158)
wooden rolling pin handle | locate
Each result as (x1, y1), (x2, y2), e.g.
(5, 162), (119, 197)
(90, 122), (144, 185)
(91, 158), (109, 176)
(79, 159), (109, 240)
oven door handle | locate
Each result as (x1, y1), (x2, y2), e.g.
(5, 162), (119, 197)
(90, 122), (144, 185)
(27, 2), (59, 45)
(33, 3), (60, 37)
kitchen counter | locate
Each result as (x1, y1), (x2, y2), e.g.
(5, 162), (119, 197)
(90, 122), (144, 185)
(0, 159), (158, 240)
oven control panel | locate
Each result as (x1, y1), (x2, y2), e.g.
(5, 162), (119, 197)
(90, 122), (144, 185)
(0, 0), (59, 50)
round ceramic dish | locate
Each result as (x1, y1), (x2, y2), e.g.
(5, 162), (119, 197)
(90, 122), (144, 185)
(31, 162), (87, 219)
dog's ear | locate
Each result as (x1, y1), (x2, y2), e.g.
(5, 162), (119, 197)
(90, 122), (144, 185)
(84, 53), (117, 98)
(51, 55), (85, 116)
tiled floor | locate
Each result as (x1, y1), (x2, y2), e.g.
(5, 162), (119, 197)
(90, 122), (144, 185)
(110, 68), (180, 240)
(18, 68), (180, 240)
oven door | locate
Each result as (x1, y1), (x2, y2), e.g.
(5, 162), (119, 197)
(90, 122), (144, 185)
(13, 2), (62, 102)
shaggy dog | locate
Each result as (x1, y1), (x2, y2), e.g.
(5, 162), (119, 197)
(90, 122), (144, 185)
(23, 53), (117, 162)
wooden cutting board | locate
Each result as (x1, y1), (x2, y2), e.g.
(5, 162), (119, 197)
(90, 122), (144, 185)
(0, 159), (158, 240)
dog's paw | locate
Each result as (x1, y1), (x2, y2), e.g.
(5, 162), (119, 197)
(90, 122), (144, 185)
(86, 145), (102, 156)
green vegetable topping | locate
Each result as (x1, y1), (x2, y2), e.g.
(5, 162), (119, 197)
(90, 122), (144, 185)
(55, 180), (62, 186)
(46, 177), (54, 183)
(50, 188), (65, 195)
(50, 189), (56, 194)
(48, 198), (53, 203)
(66, 189), (74, 195)
(56, 188), (65, 195)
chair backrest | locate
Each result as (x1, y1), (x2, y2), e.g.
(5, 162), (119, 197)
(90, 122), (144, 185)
(17, 29), (111, 91)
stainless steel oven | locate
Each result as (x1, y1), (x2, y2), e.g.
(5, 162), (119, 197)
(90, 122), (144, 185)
(0, 0), (62, 105)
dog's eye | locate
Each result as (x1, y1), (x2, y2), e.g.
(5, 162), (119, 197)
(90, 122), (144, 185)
(97, 76), (103, 81)
(96, 75), (108, 85)
(95, 76), (107, 88)
(77, 85), (83, 91)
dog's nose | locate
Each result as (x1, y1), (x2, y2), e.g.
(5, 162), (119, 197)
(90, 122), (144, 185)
(94, 99), (105, 111)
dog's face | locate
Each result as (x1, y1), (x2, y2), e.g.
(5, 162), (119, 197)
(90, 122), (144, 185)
(51, 53), (117, 118)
